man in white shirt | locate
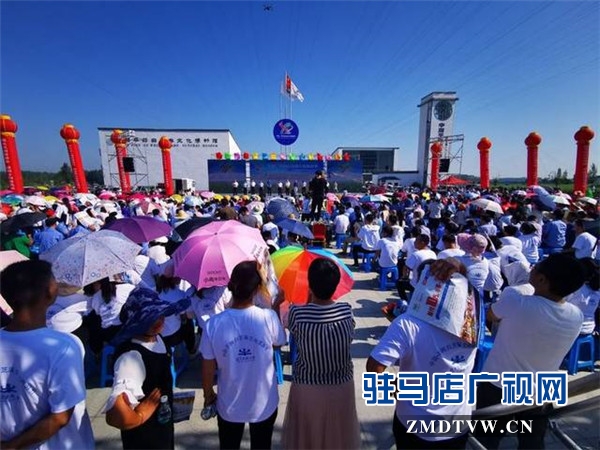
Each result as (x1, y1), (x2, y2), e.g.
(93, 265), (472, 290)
(352, 214), (381, 267)
(571, 219), (597, 259)
(0, 260), (94, 450)
(499, 224), (523, 251)
(397, 234), (437, 300)
(476, 253), (586, 449)
(437, 233), (466, 259)
(333, 205), (350, 236)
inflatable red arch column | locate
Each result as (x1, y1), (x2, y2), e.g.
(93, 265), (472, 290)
(478, 137), (492, 190)
(0, 114), (24, 193)
(430, 141), (443, 191)
(525, 132), (542, 187)
(110, 129), (131, 194)
(60, 124), (89, 193)
(158, 136), (174, 197)
(573, 126), (595, 195)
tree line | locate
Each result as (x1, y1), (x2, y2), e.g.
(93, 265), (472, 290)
(0, 163), (104, 189)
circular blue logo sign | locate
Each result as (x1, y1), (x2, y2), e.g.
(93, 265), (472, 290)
(273, 118), (299, 146)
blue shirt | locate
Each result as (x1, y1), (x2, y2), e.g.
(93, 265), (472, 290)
(35, 228), (64, 254)
(542, 220), (566, 248)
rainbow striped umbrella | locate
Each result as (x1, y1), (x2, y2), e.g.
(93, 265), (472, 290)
(271, 247), (354, 305)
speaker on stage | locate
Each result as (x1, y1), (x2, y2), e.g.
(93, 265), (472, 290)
(439, 158), (450, 173)
(123, 157), (135, 173)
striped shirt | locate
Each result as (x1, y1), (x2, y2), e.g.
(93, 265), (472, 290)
(289, 302), (355, 385)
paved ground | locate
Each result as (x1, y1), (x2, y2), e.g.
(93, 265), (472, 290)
(86, 249), (599, 449)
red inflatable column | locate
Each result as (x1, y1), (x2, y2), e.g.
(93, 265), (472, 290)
(477, 137), (492, 190)
(60, 124), (89, 193)
(573, 126), (595, 195)
(0, 114), (24, 193)
(525, 132), (542, 187)
(158, 136), (174, 196)
(429, 141), (443, 191)
(110, 129), (131, 194)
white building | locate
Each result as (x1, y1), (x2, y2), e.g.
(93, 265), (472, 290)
(97, 128), (242, 191)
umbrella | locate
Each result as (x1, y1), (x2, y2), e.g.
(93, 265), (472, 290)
(98, 191), (116, 200)
(247, 201), (265, 214)
(74, 193), (98, 204)
(173, 220), (268, 289)
(39, 230), (141, 287)
(551, 195), (570, 206)
(184, 195), (202, 207)
(44, 195), (60, 203)
(360, 194), (388, 203)
(104, 216), (172, 243)
(0, 250), (29, 316)
(578, 197), (598, 206)
(512, 190), (527, 197)
(270, 247), (354, 305)
(173, 216), (214, 240)
(0, 250), (28, 271)
(471, 198), (504, 215)
(170, 194), (184, 203)
(1, 211), (46, 233)
(140, 201), (162, 214)
(340, 195), (360, 207)
(1, 194), (24, 205)
(25, 196), (47, 207)
(275, 218), (314, 239)
(266, 197), (297, 220)
(199, 190), (215, 199)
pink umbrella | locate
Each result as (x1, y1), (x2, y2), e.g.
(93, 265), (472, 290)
(173, 220), (268, 289)
(104, 216), (172, 243)
(140, 201), (162, 215)
(99, 191), (116, 200)
(199, 190), (215, 199)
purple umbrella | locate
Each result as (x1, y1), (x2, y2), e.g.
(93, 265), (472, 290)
(104, 216), (172, 243)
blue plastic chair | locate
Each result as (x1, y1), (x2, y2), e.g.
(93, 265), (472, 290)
(564, 334), (595, 375)
(99, 344), (116, 387)
(473, 291), (496, 373)
(379, 266), (399, 291)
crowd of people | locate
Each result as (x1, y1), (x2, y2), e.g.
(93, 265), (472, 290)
(0, 181), (599, 449)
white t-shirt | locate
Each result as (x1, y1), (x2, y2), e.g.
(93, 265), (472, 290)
(334, 214), (350, 234)
(190, 286), (231, 330)
(358, 224), (381, 250)
(437, 248), (465, 260)
(459, 256), (489, 291)
(46, 293), (90, 334)
(572, 232), (597, 259)
(159, 281), (194, 338)
(499, 236), (523, 251)
(485, 293), (583, 387)
(519, 234), (541, 263)
(0, 329), (94, 449)
(262, 222), (279, 240)
(401, 237), (417, 260)
(133, 254), (162, 290)
(104, 338), (167, 411)
(406, 249), (437, 287)
(370, 316), (476, 441)
(375, 237), (401, 268)
(566, 285), (600, 334)
(90, 283), (136, 329)
(200, 306), (286, 423)
(147, 245), (170, 265)
(391, 224), (404, 246)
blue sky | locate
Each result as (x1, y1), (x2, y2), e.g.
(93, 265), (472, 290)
(1, 0), (598, 178)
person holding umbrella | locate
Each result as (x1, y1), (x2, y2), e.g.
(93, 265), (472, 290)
(200, 261), (286, 450)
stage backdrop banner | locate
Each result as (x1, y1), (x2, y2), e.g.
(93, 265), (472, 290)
(250, 160), (322, 185)
(327, 160), (364, 191)
(207, 160), (246, 192)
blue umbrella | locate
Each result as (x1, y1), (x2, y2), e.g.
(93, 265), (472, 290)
(266, 198), (297, 220)
(360, 194), (388, 203)
(275, 218), (314, 239)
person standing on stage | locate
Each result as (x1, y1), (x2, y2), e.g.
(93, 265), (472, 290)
(308, 170), (328, 221)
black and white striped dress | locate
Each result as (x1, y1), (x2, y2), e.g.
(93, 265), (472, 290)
(288, 302), (355, 385)
(283, 302), (361, 449)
